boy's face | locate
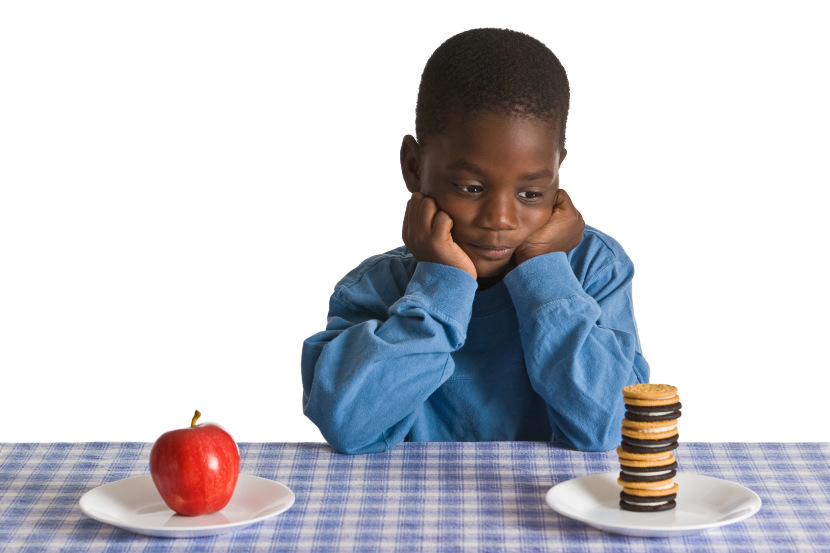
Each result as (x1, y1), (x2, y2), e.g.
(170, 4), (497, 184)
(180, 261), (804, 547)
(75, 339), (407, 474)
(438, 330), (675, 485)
(402, 111), (566, 279)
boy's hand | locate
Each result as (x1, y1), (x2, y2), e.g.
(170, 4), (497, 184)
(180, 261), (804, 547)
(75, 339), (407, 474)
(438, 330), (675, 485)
(403, 192), (477, 280)
(514, 189), (585, 264)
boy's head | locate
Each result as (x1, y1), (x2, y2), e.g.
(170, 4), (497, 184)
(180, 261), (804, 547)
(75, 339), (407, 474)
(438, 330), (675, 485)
(415, 28), (570, 152)
(401, 29), (572, 281)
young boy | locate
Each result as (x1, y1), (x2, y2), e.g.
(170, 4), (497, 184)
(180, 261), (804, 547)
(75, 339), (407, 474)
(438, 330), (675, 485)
(301, 28), (649, 454)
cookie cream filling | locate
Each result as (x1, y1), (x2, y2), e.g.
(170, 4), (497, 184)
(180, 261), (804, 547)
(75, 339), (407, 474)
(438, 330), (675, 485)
(649, 482), (676, 490)
(622, 500), (669, 506)
(622, 469), (672, 477)
(623, 452), (672, 461)
(629, 425), (677, 433)
(628, 410), (676, 416)
(622, 482), (676, 492)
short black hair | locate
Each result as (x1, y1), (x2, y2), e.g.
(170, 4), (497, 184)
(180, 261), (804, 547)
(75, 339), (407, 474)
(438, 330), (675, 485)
(415, 28), (570, 152)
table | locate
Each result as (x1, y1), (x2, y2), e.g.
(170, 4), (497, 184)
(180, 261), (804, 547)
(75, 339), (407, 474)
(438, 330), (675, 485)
(1, 442), (828, 552)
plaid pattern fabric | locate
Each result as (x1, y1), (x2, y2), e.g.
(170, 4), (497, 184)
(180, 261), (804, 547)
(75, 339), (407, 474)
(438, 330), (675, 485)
(0, 442), (828, 552)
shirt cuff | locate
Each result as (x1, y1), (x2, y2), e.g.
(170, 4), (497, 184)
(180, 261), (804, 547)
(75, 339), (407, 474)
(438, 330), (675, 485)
(404, 261), (478, 327)
(503, 252), (587, 314)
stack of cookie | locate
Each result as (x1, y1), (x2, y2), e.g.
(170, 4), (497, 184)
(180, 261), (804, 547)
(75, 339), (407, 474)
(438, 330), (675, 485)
(616, 383), (682, 512)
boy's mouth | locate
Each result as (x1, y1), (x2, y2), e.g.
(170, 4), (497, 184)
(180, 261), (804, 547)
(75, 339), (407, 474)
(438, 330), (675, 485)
(468, 244), (515, 261)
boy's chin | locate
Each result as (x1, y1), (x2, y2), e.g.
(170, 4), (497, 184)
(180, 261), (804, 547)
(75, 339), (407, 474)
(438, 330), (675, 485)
(474, 258), (516, 281)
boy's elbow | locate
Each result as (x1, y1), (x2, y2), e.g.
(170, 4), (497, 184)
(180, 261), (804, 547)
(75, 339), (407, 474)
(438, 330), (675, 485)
(577, 434), (620, 452)
(555, 414), (622, 452)
(557, 432), (619, 453)
(317, 428), (356, 454)
(325, 434), (386, 455)
(304, 403), (389, 455)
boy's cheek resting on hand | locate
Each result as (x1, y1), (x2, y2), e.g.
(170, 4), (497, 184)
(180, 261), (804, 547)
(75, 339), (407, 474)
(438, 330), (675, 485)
(402, 191), (479, 280)
(402, 188), (586, 278)
(514, 189), (585, 264)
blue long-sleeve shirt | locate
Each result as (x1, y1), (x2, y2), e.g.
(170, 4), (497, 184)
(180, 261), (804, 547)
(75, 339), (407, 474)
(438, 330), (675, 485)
(301, 226), (649, 454)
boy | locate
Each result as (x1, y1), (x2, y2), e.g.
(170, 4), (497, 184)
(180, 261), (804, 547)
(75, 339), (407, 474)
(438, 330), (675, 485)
(301, 28), (649, 454)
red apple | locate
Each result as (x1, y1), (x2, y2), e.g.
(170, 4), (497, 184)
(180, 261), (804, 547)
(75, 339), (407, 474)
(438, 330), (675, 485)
(149, 410), (241, 516)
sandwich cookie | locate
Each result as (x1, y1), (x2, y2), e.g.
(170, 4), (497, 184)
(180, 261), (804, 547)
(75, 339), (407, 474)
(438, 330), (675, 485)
(619, 492), (678, 512)
(616, 447), (674, 463)
(621, 419), (679, 443)
(620, 435), (679, 454)
(619, 453), (678, 482)
(624, 402), (682, 422)
(622, 383), (677, 400)
(617, 479), (680, 512)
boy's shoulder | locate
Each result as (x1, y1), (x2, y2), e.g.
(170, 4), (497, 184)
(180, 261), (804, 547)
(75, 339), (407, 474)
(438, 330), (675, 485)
(337, 246), (417, 286)
(569, 225), (635, 286)
(331, 247), (417, 311)
(574, 225), (632, 260)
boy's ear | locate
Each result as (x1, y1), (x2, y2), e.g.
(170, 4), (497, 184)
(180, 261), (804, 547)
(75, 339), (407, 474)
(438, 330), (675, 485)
(559, 148), (568, 166)
(400, 135), (422, 193)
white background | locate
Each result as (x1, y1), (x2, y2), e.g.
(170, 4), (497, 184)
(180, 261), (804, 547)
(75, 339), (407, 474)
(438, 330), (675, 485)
(2, 1), (828, 443)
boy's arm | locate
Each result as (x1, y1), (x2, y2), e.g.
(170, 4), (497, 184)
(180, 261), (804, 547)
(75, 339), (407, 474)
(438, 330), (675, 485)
(506, 193), (648, 452)
(301, 261), (477, 454)
(505, 248), (648, 452)
(302, 194), (478, 454)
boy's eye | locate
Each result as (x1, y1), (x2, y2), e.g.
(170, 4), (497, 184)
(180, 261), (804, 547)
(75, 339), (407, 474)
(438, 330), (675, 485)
(454, 183), (484, 194)
(518, 191), (544, 200)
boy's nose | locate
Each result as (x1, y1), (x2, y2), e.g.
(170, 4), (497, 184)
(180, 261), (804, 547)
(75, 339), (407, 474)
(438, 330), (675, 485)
(476, 192), (518, 231)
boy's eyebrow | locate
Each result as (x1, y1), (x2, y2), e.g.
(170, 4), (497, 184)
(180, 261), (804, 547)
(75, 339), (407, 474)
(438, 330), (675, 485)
(446, 159), (554, 182)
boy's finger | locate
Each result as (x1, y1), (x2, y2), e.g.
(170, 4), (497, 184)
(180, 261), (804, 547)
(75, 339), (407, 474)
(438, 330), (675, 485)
(431, 210), (454, 238)
(417, 195), (438, 236)
(554, 188), (571, 207)
(404, 193), (428, 245)
(402, 195), (415, 244)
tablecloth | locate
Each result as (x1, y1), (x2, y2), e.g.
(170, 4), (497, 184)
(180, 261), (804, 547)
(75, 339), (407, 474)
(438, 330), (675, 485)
(1, 441), (828, 552)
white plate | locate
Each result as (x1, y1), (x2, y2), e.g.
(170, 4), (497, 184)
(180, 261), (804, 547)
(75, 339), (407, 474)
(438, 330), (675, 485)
(80, 474), (295, 538)
(545, 471), (761, 537)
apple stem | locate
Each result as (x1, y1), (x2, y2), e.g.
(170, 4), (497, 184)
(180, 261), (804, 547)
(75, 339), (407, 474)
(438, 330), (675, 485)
(191, 410), (201, 428)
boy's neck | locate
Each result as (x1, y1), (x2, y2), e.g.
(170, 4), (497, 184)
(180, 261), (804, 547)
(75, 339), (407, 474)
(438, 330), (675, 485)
(476, 260), (516, 290)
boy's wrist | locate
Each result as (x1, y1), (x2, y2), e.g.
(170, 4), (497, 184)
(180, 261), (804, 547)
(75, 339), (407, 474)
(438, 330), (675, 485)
(504, 252), (585, 310)
(402, 261), (478, 325)
(514, 247), (546, 266)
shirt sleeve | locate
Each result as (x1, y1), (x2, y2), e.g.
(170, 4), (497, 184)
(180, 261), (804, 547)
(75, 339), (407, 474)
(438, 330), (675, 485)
(503, 250), (650, 452)
(301, 261), (478, 454)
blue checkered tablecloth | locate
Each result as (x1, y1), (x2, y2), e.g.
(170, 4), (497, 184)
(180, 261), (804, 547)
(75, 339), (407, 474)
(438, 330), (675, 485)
(0, 442), (828, 552)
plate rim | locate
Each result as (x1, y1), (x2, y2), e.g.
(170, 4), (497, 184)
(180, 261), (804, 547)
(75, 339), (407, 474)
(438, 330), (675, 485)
(545, 471), (762, 535)
(79, 473), (295, 537)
